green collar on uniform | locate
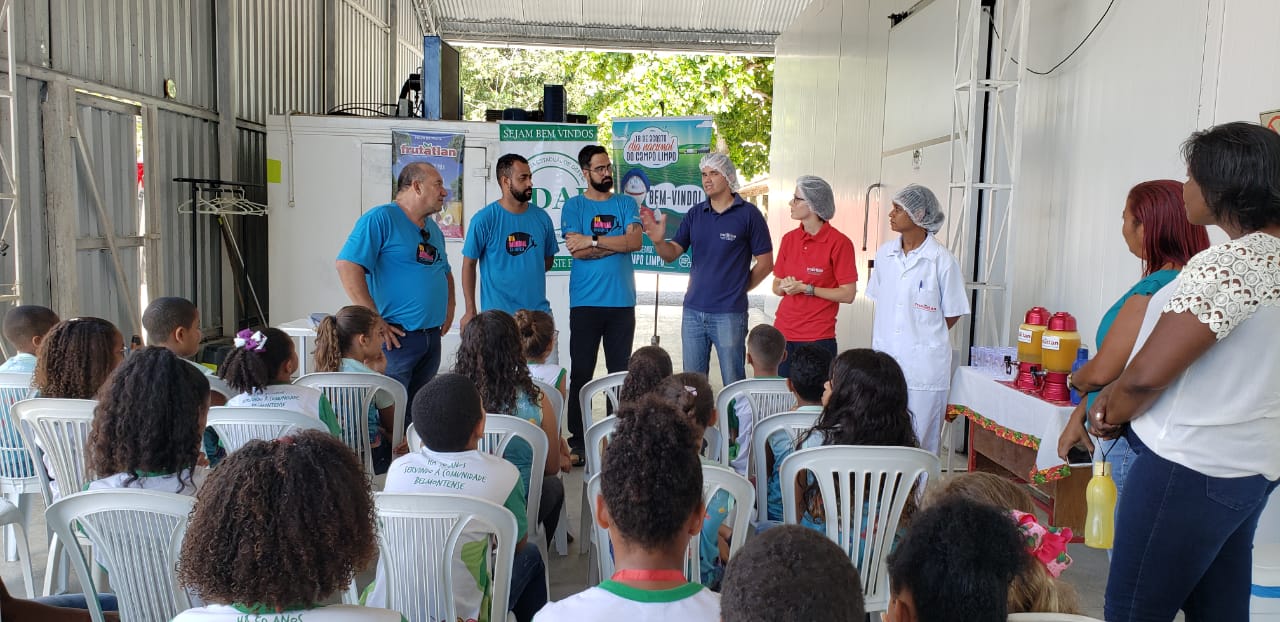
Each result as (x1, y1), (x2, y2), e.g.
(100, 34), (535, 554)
(598, 580), (703, 603)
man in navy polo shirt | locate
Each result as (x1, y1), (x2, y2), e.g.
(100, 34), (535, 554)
(561, 145), (642, 455)
(641, 153), (773, 385)
(336, 161), (454, 402)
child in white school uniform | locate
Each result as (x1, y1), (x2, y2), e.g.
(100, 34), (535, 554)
(515, 309), (567, 399)
(86, 347), (209, 495)
(534, 396), (719, 622)
(0, 305), (59, 373)
(142, 296), (226, 406)
(313, 304), (399, 473)
(173, 430), (400, 622)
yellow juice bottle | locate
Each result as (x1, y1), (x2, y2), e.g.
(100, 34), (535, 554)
(1085, 461), (1117, 549)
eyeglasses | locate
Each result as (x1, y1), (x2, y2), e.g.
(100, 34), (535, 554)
(588, 165), (612, 175)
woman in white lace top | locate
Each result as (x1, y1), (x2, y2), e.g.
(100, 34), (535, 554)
(1091, 121), (1280, 621)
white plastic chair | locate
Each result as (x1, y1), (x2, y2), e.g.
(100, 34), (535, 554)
(45, 489), (196, 622)
(0, 372), (38, 565)
(1007, 615), (1105, 621)
(582, 416), (617, 565)
(475, 414), (547, 572)
(206, 374), (234, 402)
(370, 492), (517, 622)
(750, 411), (821, 522)
(713, 378), (793, 467)
(15, 397), (97, 596)
(585, 464), (755, 584)
(532, 379), (570, 556)
(780, 445), (940, 615)
(293, 372), (407, 476)
(578, 371), (626, 439)
(204, 406), (329, 454)
(0, 497), (34, 597)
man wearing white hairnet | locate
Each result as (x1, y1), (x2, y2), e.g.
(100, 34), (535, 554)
(867, 184), (970, 454)
(641, 153), (773, 386)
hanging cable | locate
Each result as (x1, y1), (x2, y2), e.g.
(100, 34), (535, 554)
(991, 0), (1116, 76)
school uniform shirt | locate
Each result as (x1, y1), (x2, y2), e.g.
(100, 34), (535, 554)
(772, 222), (859, 342)
(561, 194), (641, 308)
(671, 195), (773, 314)
(172, 603), (404, 622)
(527, 362), (566, 392)
(0, 353), (35, 373)
(462, 201), (559, 315)
(87, 469), (205, 496)
(372, 447), (529, 621)
(866, 236), (970, 391)
(533, 581), (720, 622)
(337, 202), (452, 332)
(225, 384), (342, 436)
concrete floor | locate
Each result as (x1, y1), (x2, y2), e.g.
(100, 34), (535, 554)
(0, 299), (1113, 617)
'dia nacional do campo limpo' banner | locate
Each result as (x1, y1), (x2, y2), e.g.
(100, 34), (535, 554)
(499, 122), (599, 272)
(611, 116), (714, 274)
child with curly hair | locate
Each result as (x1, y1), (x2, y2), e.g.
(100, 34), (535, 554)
(313, 305), (397, 473)
(720, 525), (864, 622)
(535, 396), (718, 620)
(616, 345), (672, 408)
(33, 317), (124, 400)
(378, 373), (546, 622)
(86, 347), (209, 494)
(218, 327), (340, 434)
(0, 305), (59, 373)
(173, 430), (398, 621)
(455, 310), (565, 539)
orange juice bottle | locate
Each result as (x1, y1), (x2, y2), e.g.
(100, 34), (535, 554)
(1017, 307), (1050, 365)
(1041, 312), (1081, 373)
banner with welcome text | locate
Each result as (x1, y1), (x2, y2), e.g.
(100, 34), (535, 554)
(499, 122), (598, 272)
(611, 116), (714, 274)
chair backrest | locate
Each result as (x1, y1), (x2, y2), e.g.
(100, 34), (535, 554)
(780, 445), (940, 613)
(475, 414), (547, 536)
(531, 379), (565, 437)
(584, 416), (616, 480)
(0, 372), (38, 487)
(15, 398), (97, 500)
(586, 464), (755, 583)
(45, 489), (196, 622)
(1007, 615), (1105, 622)
(373, 492), (516, 622)
(206, 374), (234, 401)
(714, 378), (793, 466)
(293, 372), (408, 475)
(751, 411), (821, 522)
(205, 407), (329, 455)
(578, 371), (627, 444)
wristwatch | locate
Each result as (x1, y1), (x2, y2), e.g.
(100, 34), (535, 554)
(805, 284), (815, 296)
(591, 234), (599, 248)
(1067, 373), (1084, 393)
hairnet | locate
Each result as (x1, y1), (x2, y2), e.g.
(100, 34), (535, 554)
(699, 153), (740, 191)
(796, 175), (836, 221)
(892, 184), (945, 233)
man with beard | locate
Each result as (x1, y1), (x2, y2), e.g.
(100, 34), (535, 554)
(336, 161), (455, 400)
(461, 154), (559, 330)
(560, 145), (643, 459)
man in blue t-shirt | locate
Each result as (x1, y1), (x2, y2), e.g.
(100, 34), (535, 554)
(561, 145), (643, 455)
(641, 153), (773, 386)
(336, 161), (454, 402)
(460, 154), (559, 329)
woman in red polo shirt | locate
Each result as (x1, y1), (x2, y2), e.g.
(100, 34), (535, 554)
(771, 175), (858, 375)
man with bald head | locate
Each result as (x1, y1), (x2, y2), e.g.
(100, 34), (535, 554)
(337, 161), (455, 401)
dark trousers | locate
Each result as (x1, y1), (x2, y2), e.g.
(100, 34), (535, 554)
(383, 327), (441, 414)
(566, 306), (635, 451)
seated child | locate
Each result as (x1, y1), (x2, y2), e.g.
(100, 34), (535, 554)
(720, 524), (865, 622)
(455, 310), (565, 542)
(650, 373), (732, 588)
(141, 296), (225, 406)
(0, 305), (59, 373)
(535, 396), (718, 621)
(728, 324), (786, 475)
(173, 430), (399, 622)
(313, 304), (398, 473)
(87, 347), (209, 494)
(928, 472), (1080, 615)
(764, 344), (832, 522)
(884, 497), (1028, 622)
(516, 309), (566, 399)
(379, 373), (546, 622)
(616, 345), (672, 407)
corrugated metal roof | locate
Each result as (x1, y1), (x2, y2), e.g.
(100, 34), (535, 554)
(419, 0), (816, 54)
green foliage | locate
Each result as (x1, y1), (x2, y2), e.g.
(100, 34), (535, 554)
(458, 47), (773, 179)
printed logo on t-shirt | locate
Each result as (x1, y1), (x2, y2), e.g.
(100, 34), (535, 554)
(590, 214), (618, 235)
(417, 241), (441, 265)
(505, 232), (535, 256)
(806, 266), (824, 275)
(719, 232), (738, 242)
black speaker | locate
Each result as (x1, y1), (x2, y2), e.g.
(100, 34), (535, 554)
(544, 85), (566, 123)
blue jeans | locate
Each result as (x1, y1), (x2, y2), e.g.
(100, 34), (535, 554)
(34, 593), (119, 611)
(384, 327), (441, 408)
(682, 309), (747, 386)
(779, 338), (838, 377)
(1105, 431), (1279, 621)
(509, 543), (547, 622)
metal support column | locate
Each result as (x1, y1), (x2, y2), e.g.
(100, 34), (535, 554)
(0, 0), (22, 325)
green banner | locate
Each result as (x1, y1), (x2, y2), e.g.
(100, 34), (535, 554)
(499, 122), (599, 272)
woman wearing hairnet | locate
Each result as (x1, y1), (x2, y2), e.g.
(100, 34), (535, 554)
(866, 184), (970, 454)
(772, 175), (858, 374)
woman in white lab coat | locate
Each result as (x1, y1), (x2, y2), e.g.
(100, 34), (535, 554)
(866, 184), (970, 454)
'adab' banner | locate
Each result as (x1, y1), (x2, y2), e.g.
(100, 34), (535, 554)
(499, 122), (598, 272)
(611, 116), (714, 274)
(391, 130), (465, 239)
